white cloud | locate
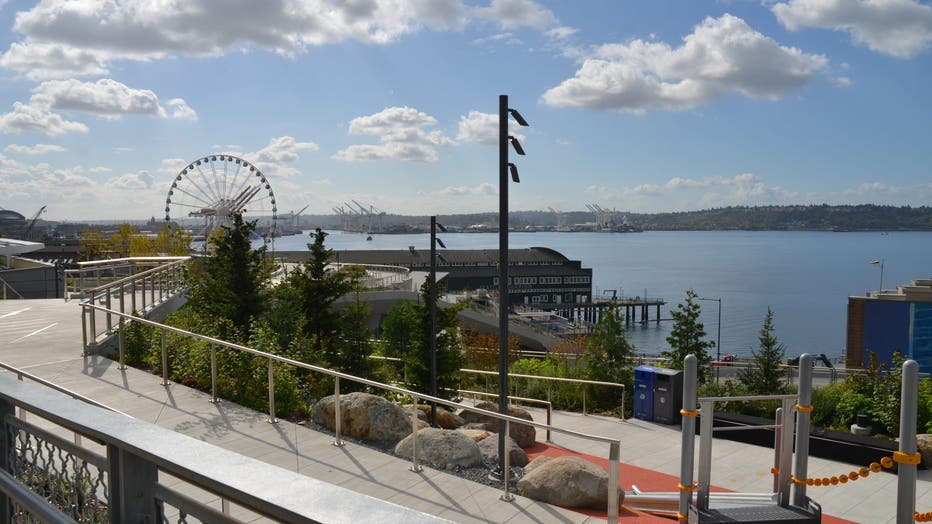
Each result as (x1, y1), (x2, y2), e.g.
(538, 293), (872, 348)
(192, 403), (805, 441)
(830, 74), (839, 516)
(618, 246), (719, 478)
(0, 0), (469, 79)
(3, 143), (66, 155)
(30, 79), (188, 120)
(432, 182), (497, 196)
(474, 0), (558, 30)
(166, 98), (198, 121)
(0, 102), (89, 135)
(456, 111), (526, 145)
(773, 0), (932, 58)
(334, 106), (454, 162)
(88, 166), (112, 174)
(245, 136), (319, 177)
(106, 170), (155, 190)
(541, 14), (828, 113)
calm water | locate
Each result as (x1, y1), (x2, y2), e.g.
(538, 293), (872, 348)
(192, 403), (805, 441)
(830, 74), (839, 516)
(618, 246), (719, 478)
(265, 230), (932, 360)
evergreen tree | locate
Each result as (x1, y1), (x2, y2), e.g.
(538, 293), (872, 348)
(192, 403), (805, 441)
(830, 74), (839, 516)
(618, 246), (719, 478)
(188, 212), (271, 341)
(662, 289), (715, 383)
(337, 291), (378, 389)
(380, 286), (465, 400)
(583, 303), (635, 410)
(739, 308), (788, 394)
(289, 228), (356, 366)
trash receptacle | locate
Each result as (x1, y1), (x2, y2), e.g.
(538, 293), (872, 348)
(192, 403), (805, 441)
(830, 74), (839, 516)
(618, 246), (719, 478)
(652, 368), (683, 424)
(634, 365), (657, 421)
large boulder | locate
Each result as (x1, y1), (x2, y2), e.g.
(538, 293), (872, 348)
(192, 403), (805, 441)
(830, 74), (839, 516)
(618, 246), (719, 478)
(416, 405), (464, 429)
(477, 434), (528, 467)
(517, 456), (624, 509)
(395, 428), (483, 469)
(459, 402), (536, 448)
(312, 392), (414, 442)
(917, 434), (932, 467)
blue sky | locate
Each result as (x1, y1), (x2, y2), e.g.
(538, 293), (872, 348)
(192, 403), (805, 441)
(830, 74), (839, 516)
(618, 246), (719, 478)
(0, 0), (930, 222)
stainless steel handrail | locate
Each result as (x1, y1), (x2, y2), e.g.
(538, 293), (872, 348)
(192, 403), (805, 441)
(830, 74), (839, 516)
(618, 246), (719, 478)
(462, 368), (625, 419)
(81, 302), (624, 522)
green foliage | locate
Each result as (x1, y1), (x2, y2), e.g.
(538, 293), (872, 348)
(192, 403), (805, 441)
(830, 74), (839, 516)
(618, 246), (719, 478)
(336, 292), (380, 392)
(738, 308), (788, 394)
(583, 303), (635, 411)
(379, 286), (465, 401)
(510, 356), (585, 411)
(188, 212), (271, 341)
(122, 309), (156, 367)
(662, 289), (714, 383)
(288, 228), (357, 364)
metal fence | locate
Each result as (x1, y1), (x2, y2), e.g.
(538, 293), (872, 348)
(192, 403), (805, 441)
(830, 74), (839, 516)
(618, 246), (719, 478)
(80, 302), (626, 523)
(0, 370), (450, 524)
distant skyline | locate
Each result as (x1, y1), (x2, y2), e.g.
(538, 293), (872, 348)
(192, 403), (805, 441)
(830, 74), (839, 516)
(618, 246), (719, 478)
(1, 0), (931, 221)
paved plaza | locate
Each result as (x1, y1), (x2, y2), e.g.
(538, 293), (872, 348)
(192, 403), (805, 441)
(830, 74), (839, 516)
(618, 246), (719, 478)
(1, 298), (929, 523)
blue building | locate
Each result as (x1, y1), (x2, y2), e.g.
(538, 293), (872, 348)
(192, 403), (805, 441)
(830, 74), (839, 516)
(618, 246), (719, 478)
(846, 278), (932, 373)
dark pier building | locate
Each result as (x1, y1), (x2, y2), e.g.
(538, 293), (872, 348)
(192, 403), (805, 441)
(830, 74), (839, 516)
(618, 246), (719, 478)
(278, 247), (663, 324)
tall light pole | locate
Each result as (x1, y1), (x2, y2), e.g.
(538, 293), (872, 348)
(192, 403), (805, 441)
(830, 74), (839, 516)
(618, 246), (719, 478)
(429, 216), (445, 428)
(870, 259), (884, 295)
(698, 297), (722, 383)
(494, 94), (528, 481)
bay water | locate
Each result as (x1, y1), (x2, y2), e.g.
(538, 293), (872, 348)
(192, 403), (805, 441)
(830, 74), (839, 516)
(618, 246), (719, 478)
(266, 230), (932, 361)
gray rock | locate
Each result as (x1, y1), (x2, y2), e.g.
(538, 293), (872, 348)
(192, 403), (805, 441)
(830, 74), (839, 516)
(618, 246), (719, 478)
(517, 456), (624, 509)
(917, 434), (932, 466)
(476, 434), (528, 467)
(395, 428), (483, 469)
(459, 402), (536, 448)
(416, 405), (465, 429)
(312, 392), (414, 442)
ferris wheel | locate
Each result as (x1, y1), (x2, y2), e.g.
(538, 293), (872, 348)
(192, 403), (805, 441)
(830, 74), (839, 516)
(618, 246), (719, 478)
(164, 154), (278, 239)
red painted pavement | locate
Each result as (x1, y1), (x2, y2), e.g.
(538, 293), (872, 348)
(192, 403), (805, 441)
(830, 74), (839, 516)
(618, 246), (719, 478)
(523, 442), (856, 523)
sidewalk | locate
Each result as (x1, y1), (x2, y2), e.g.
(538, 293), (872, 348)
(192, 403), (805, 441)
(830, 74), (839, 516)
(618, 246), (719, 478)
(2, 298), (929, 523)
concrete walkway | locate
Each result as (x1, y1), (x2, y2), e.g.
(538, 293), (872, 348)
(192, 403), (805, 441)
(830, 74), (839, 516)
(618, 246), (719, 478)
(2, 298), (930, 523)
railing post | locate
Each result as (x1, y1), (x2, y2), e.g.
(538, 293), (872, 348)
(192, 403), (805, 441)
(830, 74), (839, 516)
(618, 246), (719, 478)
(108, 444), (157, 523)
(81, 306), (89, 355)
(582, 384), (587, 416)
(620, 386), (625, 421)
(160, 329), (169, 386)
(608, 441), (620, 524)
(131, 280), (137, 313)
(117, 317), (126, 370)
(333, 377), (345, 446)
(501, 419), (514, 502)
(791, 353), (813, 507)
(697, 399), (714, 510)
(105, 289), (112, 334)
(678, 354), (698, 522)
(546, 402), (552, 443)
(409, 396), (422, 472)
(267, 358), (277, 424)
(897, 359), (919, 524)
(209, 344), (219, 403)
(778, 398), (795, 505)
(141, 276), (147, 311)
(773, 407), (783, 493)
(0, 397), (16, 519)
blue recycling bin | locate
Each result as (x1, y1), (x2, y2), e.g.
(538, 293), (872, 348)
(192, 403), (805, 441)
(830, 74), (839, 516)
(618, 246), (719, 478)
(634, 365), (657, 421)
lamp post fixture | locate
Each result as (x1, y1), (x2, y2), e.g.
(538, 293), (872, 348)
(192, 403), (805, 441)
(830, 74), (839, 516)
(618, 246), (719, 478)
(698, 297), (722, 383)
(494, 94), (529, 481)
(429, 216), (446, 428)
(870, 259), (884, 295)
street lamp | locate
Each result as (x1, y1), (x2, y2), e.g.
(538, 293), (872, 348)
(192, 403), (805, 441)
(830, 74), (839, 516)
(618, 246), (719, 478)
(429, 216), (446, 428)
(870, 259), (884, 295)
(494, 94), (529, 481)
(698, 297), (722, 383)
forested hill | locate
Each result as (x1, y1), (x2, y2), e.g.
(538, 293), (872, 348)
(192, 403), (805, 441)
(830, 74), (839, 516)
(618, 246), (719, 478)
(625, 205), (932, 231)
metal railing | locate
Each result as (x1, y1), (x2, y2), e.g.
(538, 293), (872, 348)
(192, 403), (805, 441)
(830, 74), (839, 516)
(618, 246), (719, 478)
(459, 389), (554, 442)
(461, 368), (625, 418)
(0, 370), (448, 523)
(65, 256), (189, 302)
(81, 257), (190, 348)
(81, 302), (625, 523)
(332, 262), (410, 288)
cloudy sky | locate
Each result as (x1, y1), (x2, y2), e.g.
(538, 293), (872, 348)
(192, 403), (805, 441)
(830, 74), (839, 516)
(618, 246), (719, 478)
(1, 0), (931, 221)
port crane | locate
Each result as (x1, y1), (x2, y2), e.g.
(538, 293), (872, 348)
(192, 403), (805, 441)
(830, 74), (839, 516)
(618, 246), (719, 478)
(20, 205), (47, 240)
